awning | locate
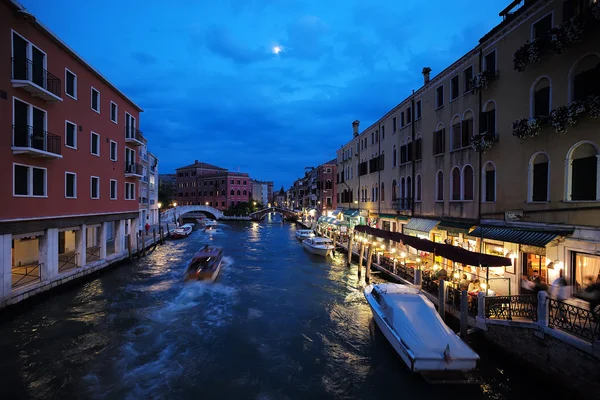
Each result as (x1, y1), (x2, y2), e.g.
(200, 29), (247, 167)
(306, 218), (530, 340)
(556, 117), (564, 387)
(354, 225), (512, 267)
(468, 226), (573, 247)
(437, 221), (476, 234)
(396, 215), (410, 221)
(343, 209), (360, 217)
(330, 210), (343, 217)
(379, 214), (397, 219)
(404, 218), (440, 235)
(317, 216), (326, 223)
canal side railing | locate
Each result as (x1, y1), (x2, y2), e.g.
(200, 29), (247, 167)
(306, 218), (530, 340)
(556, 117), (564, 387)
(548, 298), (600, 342)
(485, 295), (537, 321)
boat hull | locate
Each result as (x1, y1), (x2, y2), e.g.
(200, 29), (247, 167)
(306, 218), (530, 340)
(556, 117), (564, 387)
(302, 242), (333, 256)
(295, 233), (315, 241)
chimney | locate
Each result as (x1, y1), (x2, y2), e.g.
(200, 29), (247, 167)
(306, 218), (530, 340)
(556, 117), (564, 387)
(422, 67), (432, 85)
(195, 159), (199, 164)
(352, 120), (360, 137)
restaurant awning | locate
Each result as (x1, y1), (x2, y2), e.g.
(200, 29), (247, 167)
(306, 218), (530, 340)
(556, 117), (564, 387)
(403, 218), (440, 236)
(343, 209), (360, 217)
(468, 226), (574, 247)
(379, 214), (397, 219)
(354, 225), (511, 267)
(437, 220), (476, 234)
(317, 216), (326, 223)
(330, 210), (343, 217)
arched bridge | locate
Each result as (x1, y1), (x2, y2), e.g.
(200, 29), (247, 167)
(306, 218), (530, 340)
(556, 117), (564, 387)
(161, 205), (224, 222)
(249, 207), (297, 220)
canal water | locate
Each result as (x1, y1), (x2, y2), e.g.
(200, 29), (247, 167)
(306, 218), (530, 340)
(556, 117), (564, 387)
(0, 219), (575, 399)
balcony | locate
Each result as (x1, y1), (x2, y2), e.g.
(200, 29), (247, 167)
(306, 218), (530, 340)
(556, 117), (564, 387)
(139, 197), (148, 205)
(125, 162), (143, 178)
(12, 125), (62, 159)
(11, 58), (62, 103)
(392, 197), (413, 211)
(125, 126), (145, 146)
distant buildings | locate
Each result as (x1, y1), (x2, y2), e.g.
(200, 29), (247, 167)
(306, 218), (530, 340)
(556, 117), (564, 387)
(159, 173), (177, 205)
(273, 186), (286, 207)
(288, 160), (337, 216)
(251, 180), (273, 206)
(175, 160), (252, 210)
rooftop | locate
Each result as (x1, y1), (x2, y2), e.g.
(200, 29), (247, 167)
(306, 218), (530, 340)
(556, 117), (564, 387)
(176, 160), (226, 171)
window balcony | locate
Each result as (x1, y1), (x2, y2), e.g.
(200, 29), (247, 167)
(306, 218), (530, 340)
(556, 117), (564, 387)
(392, 197), (413, 211)
(125, 162), (143, 178)
(11, 58), (62, 103)
(139, 197), (148, 205)
(12, 125), (62, 159)
(125, 126), (145, 146)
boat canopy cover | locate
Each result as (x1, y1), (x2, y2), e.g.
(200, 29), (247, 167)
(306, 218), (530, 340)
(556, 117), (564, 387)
(375, 284), (479, 361)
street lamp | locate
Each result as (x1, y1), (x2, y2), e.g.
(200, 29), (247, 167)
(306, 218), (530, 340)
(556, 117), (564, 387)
(172, 202), (178, 225)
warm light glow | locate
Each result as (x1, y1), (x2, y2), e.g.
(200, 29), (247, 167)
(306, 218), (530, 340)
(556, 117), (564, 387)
(205, 202), (209, 206)
(391, 248), (396, 253)
(433, 263), (440, 271)
(354, 200), (358, 204)
(556, 261), (564, 269)
(400, 252), (406, 258)
(416, 257), (421, 263)
(453, 272), (460, 279)
(172, 202), (177, 207)
(158, 202), (162, 209)
(253, 201), (257, 206)
(273, 45), (282, 54)
(481, 283), (488, 290)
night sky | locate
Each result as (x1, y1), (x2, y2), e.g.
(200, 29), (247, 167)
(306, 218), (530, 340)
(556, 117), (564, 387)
(23, 0), (508, 189)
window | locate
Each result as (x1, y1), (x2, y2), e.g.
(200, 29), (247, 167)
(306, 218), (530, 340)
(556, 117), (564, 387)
(65, 69), (77, 99)
(407, 139), (412, 162)
(91, 87), (100, 113)
(406, 107), (412, 124)
(91, 132), (100, 156)
(381, 126), (385, 140)
(400, 178), (406, 199)
(532, 13), (553, 40)
(400, 141), (408, 164)
(393, 145), (397, 166)
(480, 102), (496, 134)
(110, 102), (118, 123)
(433, 127), (446, 155)
(462, 112), (474, 148)
(415, 135), (422, 160)
(484, 50), (496, 73)
(483, 162), (496, 202)
(13, 164), (46, 197)
(530, 153), (549, 202)
(436, 171), (444, 201)
(532, 77), (551, 118)
(435, 86), (444, 108)
(451, 167), (461, 200)
(65, 172), (76, 198)
(463, 165), (474, 201)
(325, 179), (332, 189)
(391, 180), (397, 200)
(416, 100), (422, 119)
(416, 174), (422, 202)
(393, 117), (397, 132)
(567, 141), (599, 201)
(570, 54), (600, 102)
(110, 179), (117, 199)
(450, 75), (459, 100)
(237, 189), (241, 195)
(110, 140), (117, 161)
(451, 117), (462, 150)
(464, 66), (474, 93)
(91, 176), (100, 199)
(406, 176), (412, 200)
(65, 120), (77, 149)
(400, 112), (405, 127)
(381, 182), (385, 202)
(125, 182), (135, 200)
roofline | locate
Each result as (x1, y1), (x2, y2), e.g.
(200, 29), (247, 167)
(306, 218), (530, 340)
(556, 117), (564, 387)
(8, 0), (144, 112)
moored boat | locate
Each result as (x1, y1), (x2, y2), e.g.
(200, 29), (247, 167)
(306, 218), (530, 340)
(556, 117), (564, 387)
(204, 219), (218, 231)
(364, 283), (479, 378)
(302, 237), (335, 256)
(295, 229), (315, 241)
(184, 245), (224, 282)
(171, 223), (194, 239)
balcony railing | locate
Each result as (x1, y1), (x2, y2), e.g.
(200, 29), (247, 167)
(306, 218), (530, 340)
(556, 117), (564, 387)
(125, 126), (145, 146)
(548, 298), (599, 342)
(139, 197), (148, 205)
(125, 162), (143, 177)
(392, 197), (413, 211)
(11, 58), (62, 102)
(12, 125), (62, 158)
(485, 295), (538, 321)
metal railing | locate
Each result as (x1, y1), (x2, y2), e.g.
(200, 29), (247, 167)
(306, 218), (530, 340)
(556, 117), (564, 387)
(125, 126), (145, 142)
(392, 197), (413, 211)
(125, 162), (143, 175)
(12, 125), (62, 155)
(548, 298), (599, 342)
(86, 246), (100, 262)
(12, 262), (42, 289)
(485, 295), (537, 321)
(11, 58), (61, 98)
(58, 252), (78, 273)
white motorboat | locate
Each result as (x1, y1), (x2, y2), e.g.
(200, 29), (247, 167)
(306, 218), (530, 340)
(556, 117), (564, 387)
(302, 237), (335, 256)
(184, 246), (224, 283)
(171, 223), (194, 239)
(295, 229), (316, 241)
(364, 283), (479, 376)
(204, 219), (218, 230)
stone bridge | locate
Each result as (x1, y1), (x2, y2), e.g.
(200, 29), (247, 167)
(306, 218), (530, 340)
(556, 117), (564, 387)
(161, 205), (224, 222)
(249, 207), (297, 221)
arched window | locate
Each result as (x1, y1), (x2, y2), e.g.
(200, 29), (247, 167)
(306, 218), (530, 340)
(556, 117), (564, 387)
(529, 152), (550, 202)
(451, 115), (462, 150)
(481, 100), (496, 136)
(381, 182), (385, 202)
(451, 167), (461, 200)
(436, 171), (444, 201)
(400, 177), (406, 199)
(569, 54), (600, 102)
(462, 110), (474, 149)
(216, 190), (219, 196)
(482, 162), (496, 202)
(531, 76), (551, 118)
(375, 183), (379, 202)
(209, 190), (213, 196)
(462, 165), (474, 200)
(416, 174), (422, 202)
(204, 191), (208, 196)
(393, 145), (397, 166)
(415, 133), (423, 161)
(326, 179), (332, 189)
(243, 190), (247, 195)
(566, 141), (599, 201)
(230, 189), (234, 195)
(392, 180), (397, 200)
(400, 140), (407, 164)
(406, 176), (412, 200)
(237, 189), (241, 195)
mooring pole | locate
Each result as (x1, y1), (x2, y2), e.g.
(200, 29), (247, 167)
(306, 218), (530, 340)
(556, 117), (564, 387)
(460, 289), (468, 338)
(127, 234), (132, 261)
(438, 279), (446, 319)
(366, 245), (373, 283)
(153, 228), (157, 248)
(358, 241), (365, 279)
(347, 234), (354, 267)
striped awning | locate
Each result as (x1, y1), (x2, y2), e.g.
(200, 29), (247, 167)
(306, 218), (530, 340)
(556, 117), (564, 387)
(468, 226), (573, 247)
(404, 218), (440, 235)
(330, 210), (343, 217)
(437, 221), (475, 234)
(343, 209), (360, 217)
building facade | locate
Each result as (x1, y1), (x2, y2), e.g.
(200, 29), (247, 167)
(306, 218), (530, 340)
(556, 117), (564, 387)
(159, 173), (177, 205)
(0, 0), (144, 304)
(316, 159), (337, 215)
(336, 0), (600, 297)
(148, 152), (159, 224)
(175, 160), (252, 210)
(251, 180), (273, 206)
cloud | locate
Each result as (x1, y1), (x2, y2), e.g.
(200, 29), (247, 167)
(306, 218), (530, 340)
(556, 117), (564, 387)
(203, 26), (273, 64)
(283, 16), (331, 60)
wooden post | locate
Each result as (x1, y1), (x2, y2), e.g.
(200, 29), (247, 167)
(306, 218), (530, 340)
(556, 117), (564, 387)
(366, 245), (373, 283)
(460, 289), (468, 338)
(127, 234), (132, 261)
(136, 233), (141, 258)
(358, 242), (365, 279)
(153, 228), (157, 248)
(347, 234), (354, 267)
(166, 223), (170, 239)
(160, 226), (164, 245)
(438, 279), (446, 319)
(141, 230), (146, 256)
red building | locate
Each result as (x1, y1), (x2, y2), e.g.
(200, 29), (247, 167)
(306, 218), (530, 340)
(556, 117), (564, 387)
(0, 0), (144, 306)
(317, 159), (337, 215)
(176, 160), (252, 210)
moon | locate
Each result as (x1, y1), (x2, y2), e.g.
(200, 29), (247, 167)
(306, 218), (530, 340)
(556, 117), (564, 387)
(272, 45), (282, 54)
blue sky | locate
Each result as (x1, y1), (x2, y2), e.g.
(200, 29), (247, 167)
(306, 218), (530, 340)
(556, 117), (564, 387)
(24, 0), (508, 189)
